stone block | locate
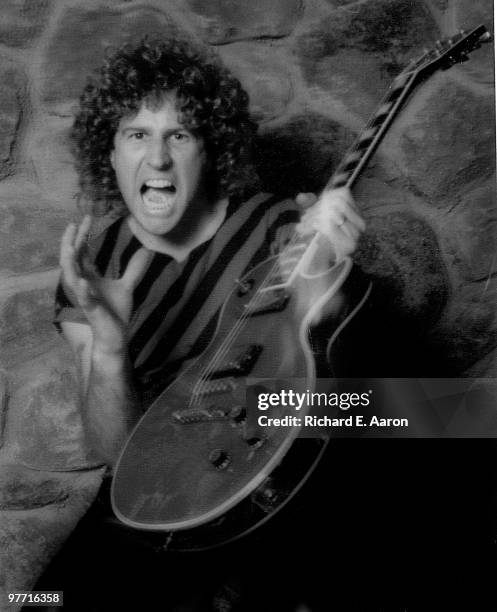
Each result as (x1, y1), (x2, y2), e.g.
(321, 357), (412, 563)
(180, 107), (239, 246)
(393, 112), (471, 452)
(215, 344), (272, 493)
(0, 466), (104, 595)
(0, 0), (52, 48)
(428, 283), (497, 374)
(42, 6), (183, 106)
(0, 465), (69, 510)
(0, 191), (73, 275)
(219, 43), (292, 122)
(0, 61), (27, 179)
(455, 0), (494, 31)
(344, 0), (440, 59)
(296, 0), (440, 99)
(439, 183), (497, 282)
(0, 284), (59, 365)
(355, 210), (449, 328)
(186, 0), (302, 44)
(400, 80), (495, 203)
(3, 341), (94, 470)
(254, 112), (355, 195)
(25, 114), (81, 209)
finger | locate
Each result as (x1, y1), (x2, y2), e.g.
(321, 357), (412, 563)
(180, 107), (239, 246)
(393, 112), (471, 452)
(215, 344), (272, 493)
(300, 207), (349, 232)
(332, 231), (357, 262)
(121, 247), (151, 289)
(59, 223), (81, 284)
(59, 223), (77, 266)
(322, 188), (365, 229)
(342, 205), (366, 232)
(75, 277), (94, 310)
(295, 192), (318, 209)
(326, 200), (365, 232)
(339, 219), (360, 243)
(74, 215), (92, 251)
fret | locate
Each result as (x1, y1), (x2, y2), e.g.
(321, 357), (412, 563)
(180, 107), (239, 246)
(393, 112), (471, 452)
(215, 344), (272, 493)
(341, 159), (361, 173)
(375, 102), (394, 116)
(330, 174), (349, 188)
(385, 85), (404, 103)
(371, 113), (390, 127)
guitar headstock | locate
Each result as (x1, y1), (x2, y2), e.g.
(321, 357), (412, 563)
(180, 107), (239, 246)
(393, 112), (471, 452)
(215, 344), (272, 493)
(399, 25), (492, 80)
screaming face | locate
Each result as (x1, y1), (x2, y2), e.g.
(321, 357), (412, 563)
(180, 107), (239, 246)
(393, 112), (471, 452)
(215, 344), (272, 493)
(111, 95), (210, 252)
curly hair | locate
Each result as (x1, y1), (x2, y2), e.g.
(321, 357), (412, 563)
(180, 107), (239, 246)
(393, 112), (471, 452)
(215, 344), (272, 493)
(71, 37), (259, 216)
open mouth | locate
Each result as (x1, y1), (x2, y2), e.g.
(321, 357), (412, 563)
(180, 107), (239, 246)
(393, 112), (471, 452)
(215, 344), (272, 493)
(141, 179), (176, 214)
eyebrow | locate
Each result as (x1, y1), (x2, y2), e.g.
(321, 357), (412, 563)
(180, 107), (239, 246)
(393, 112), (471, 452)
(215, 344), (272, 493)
(120, 127), (197, 143)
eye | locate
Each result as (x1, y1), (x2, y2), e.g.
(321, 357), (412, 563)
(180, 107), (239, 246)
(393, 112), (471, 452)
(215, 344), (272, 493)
(129, 131), (145, 140)
(171, 132), (190, 142)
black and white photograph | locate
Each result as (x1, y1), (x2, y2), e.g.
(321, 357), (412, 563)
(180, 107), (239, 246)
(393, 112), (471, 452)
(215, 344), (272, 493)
(0, 0), (495, 610)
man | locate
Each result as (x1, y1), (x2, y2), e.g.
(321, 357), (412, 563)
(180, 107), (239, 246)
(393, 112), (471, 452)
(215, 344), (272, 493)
(49, 36), (368, 610)
(49, 36), (497, 612)
(56, 37), (365, 469)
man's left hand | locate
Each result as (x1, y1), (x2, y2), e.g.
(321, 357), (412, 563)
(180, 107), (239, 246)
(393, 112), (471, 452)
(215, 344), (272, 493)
(295, 187), (366, 261)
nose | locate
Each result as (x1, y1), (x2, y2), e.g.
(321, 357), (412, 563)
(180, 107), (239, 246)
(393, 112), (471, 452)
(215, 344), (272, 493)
(146, 138), (172, 169)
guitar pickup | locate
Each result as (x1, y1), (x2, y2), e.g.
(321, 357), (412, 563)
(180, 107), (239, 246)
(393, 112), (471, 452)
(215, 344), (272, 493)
(195, 378), (238, 397)
(173, 405), (231, 424)
(243, 290), (290, 316)
(208, 344), (263, 379)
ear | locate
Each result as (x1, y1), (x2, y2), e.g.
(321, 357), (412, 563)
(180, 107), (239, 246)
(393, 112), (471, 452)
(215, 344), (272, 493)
(110, 149), (116, 170)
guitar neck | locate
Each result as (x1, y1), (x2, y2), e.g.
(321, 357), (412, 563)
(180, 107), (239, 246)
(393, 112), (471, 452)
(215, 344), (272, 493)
(327, 70), (418, 191)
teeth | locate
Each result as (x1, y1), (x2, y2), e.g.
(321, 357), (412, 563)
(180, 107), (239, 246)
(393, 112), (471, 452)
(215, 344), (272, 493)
(145, 179), (173, 188)
(143, 189), (174, 214)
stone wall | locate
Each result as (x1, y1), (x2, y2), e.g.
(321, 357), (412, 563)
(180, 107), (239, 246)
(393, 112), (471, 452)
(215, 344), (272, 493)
(0, 0), (495, 598)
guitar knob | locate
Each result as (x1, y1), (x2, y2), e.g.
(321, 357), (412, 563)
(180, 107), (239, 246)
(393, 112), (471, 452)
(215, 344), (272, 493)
(245, 435), (266, 450)
(209, 449), (231, 470)
(231, 405), (247, 425)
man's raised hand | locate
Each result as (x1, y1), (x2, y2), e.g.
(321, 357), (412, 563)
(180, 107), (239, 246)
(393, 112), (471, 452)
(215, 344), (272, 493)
(59, 215), (150, 356)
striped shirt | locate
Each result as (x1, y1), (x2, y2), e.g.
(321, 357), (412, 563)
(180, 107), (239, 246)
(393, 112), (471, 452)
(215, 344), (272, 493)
(54, 192), (300, 398)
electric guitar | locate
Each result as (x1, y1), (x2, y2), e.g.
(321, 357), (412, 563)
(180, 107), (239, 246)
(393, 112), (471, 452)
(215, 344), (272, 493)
(111, 26), (492, 550)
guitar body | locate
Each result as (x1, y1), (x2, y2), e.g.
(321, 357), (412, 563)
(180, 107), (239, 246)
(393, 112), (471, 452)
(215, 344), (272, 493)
(112, 255), (352, 550)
